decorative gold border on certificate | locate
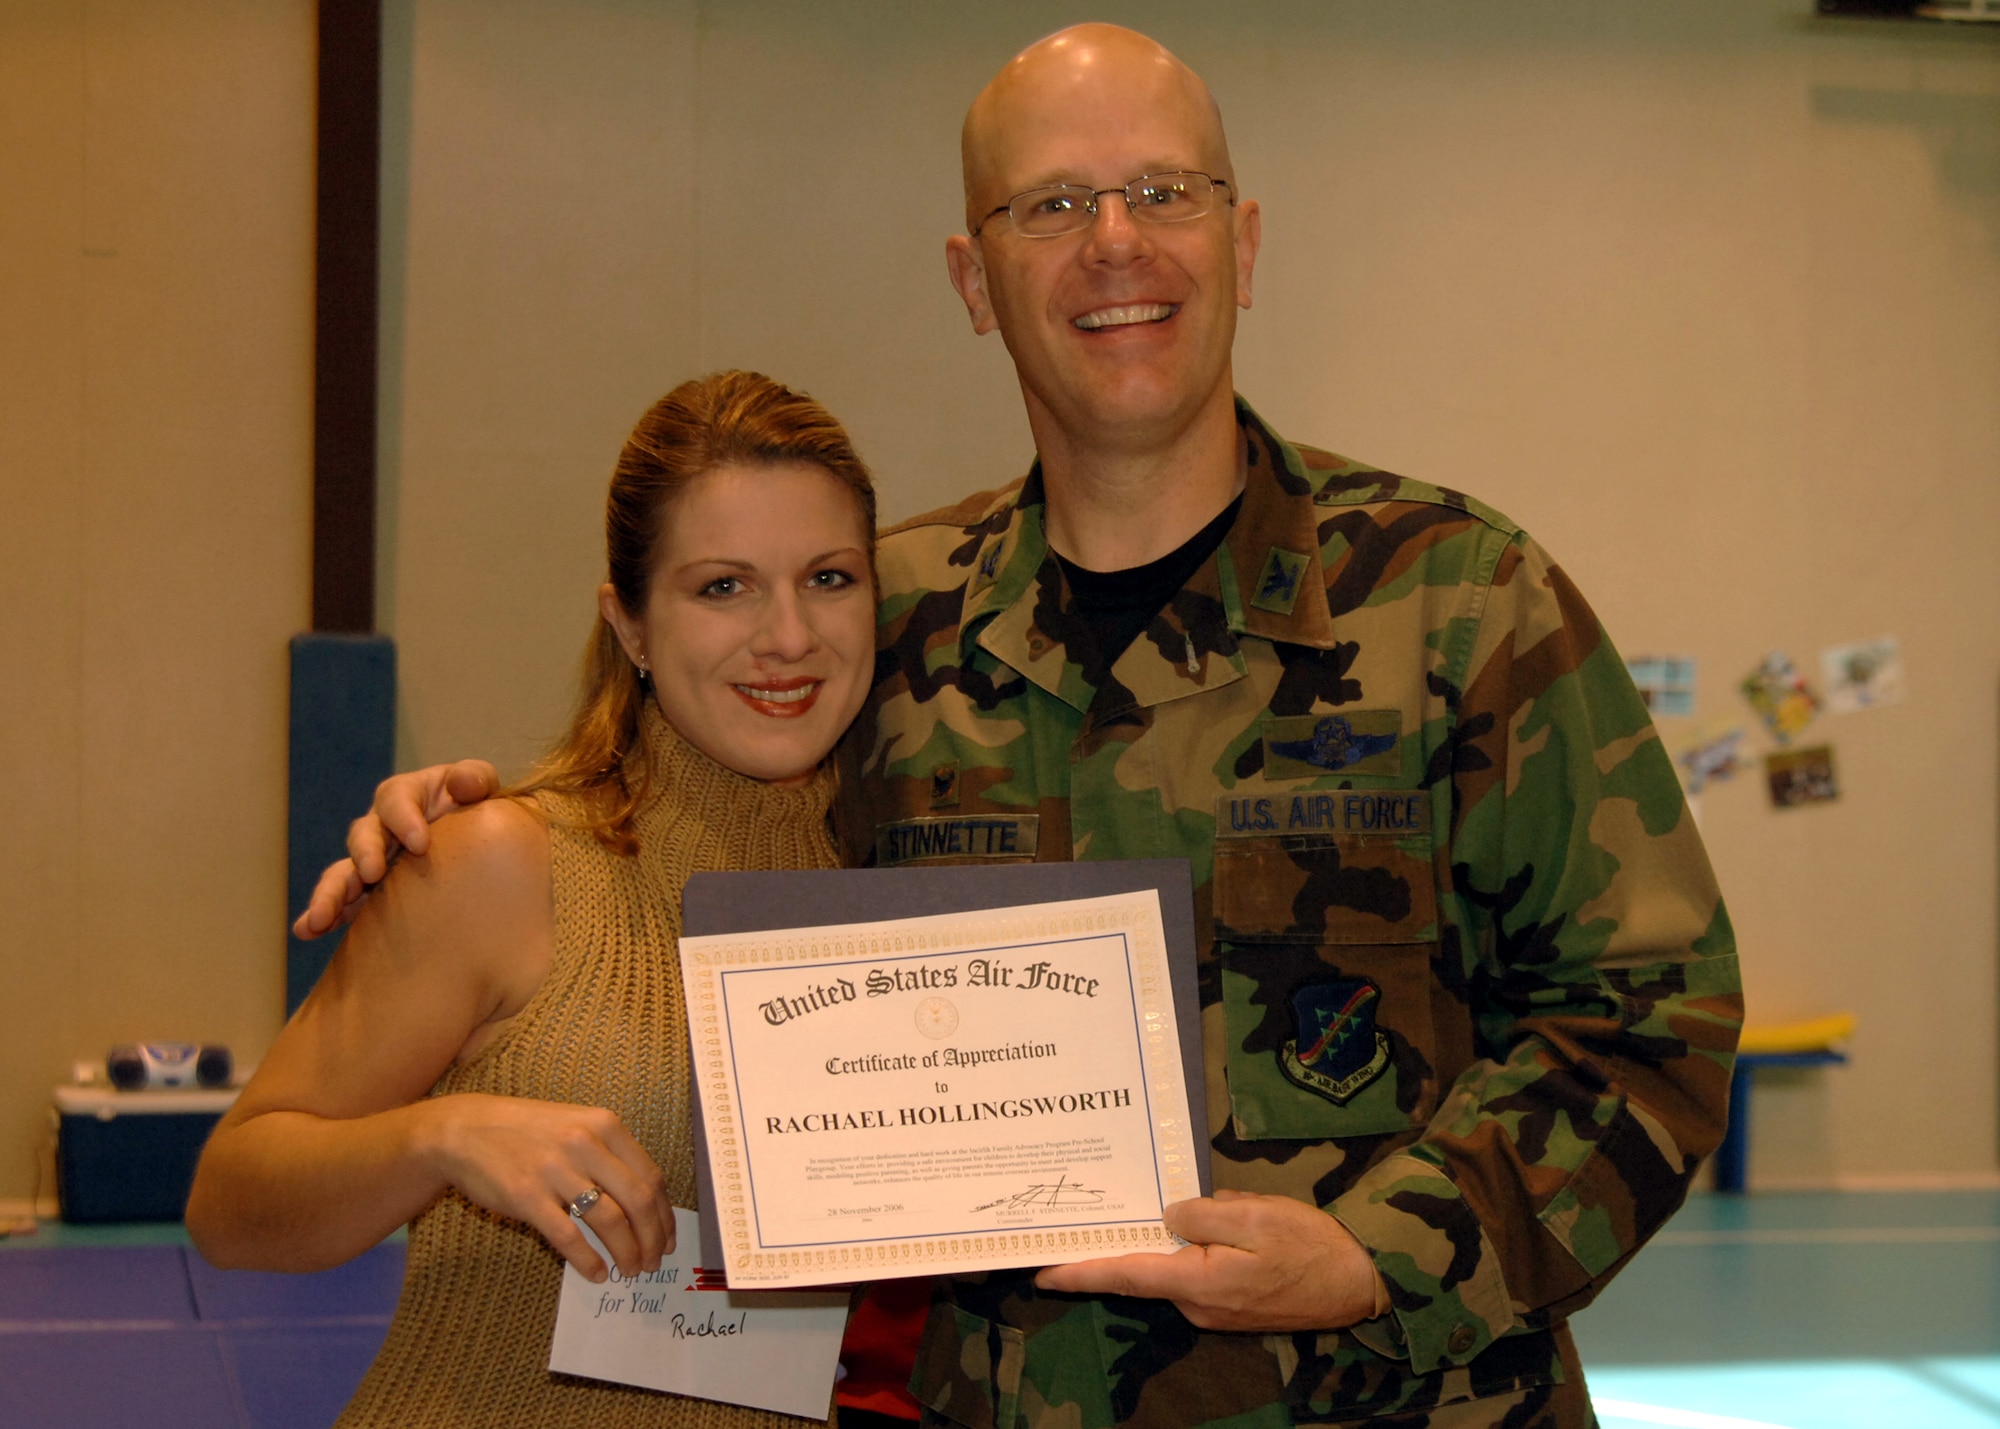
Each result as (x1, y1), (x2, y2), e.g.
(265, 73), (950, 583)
(679, 893), (1198, 1287)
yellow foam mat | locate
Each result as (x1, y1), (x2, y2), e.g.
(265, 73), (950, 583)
(1738, 1012), (1856, 1056)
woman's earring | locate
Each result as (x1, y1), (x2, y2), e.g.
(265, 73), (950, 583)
(636, 656), (652, 689)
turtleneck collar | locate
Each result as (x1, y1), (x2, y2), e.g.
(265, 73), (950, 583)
(626, 697), (837, 843)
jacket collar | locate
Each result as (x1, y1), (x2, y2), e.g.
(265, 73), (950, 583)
(961, 397), (1340, 713)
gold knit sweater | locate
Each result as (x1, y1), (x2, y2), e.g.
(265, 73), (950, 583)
(339, 707), (841, 1428)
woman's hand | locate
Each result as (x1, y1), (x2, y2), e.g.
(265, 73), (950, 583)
(292, 760), (503, 939)
(424, 1093), (675, 1283)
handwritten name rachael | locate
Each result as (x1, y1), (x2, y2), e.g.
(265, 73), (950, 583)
(758, 956), (1100, 1027)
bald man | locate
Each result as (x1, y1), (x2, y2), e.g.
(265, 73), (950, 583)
(311, 24), (1740, 1429)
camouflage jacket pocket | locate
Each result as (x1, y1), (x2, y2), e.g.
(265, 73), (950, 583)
(914, 1303), (1032, 1429)
(1274, 1322), (1567, 1423)
(1215, 829), (1443, 1141)
(915, 1297), (1153, 1429)
(918, 1291), (1289, 1429)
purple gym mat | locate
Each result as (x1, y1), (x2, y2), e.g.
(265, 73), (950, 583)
(186, 1239), (404, 1320)
(220, 1323), (394, 1429)
(0, 1245), (195, 1322)
(0, 1241), (403, 1429)
(0, 1327), (241, 1429)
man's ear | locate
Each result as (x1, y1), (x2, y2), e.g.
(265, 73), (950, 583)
(598, 583), (647, 667)
(945, 234), (999, 335)
(1232, 199), (1262, 310)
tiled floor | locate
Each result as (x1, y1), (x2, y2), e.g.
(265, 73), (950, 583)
(1575, 1190), (2000, 1428)
(4, 1191), (1997, 1428)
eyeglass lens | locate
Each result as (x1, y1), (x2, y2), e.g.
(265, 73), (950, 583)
(1008, 173), (1219, 237)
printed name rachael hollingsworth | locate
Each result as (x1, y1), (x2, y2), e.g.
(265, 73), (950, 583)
(747, 954), (1136, 1137)
(763, 1087), (1133, 1136)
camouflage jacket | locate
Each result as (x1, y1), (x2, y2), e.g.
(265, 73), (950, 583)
(836, 399), (1742, 1428)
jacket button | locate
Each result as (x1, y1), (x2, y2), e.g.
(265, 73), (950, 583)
(1446, 1324), (1477, 1357)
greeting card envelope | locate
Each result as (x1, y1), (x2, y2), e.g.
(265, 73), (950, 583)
(550, 1210), (848, 1415)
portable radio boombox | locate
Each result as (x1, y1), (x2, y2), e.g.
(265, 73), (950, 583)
(105, 1042), (234, 1091)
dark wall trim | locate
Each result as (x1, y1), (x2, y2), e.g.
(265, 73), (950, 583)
(314, 0), (382, 633)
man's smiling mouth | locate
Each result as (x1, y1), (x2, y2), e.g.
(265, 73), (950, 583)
(1073, 303), (1176, 330)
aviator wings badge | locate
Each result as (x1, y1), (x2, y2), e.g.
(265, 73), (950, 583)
(1265, 713), (1399, 775)
(1279, 979), (1391, 1105)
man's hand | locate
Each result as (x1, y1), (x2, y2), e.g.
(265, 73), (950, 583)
(1034, 1189), (1387, 1332)
(291, 760), (503, 939)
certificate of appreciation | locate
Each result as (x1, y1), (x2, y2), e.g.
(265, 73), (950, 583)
(679, 891), (1199, 1288)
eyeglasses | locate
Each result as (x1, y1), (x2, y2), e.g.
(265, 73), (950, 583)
(971, 171), (1233, 239)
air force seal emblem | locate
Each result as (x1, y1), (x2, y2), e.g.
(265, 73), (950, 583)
(1279, 979), (1391, 1104)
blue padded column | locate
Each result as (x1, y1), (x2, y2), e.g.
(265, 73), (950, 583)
(1713, 1061), (1754, 1194)
(286, 633), (395, 1014)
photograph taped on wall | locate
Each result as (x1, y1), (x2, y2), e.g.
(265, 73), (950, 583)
(1677, 726), (1747, 795)
(1626, 655), (1697, 718)
(1821, 636), (1906, 714)
(1766, 745), (1840, 809)
(1739, 651), (1822, 744)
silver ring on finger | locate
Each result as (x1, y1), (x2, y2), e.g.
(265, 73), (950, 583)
(567, 1186), (603, 1219)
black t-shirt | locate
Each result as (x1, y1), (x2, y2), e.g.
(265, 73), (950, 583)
(1053, 493), (1243, 669)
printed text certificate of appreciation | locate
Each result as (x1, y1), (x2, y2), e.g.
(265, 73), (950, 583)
(679, 892), (1198, 1288)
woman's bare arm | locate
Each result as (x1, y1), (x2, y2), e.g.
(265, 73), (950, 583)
(188, 799), (671, 1282)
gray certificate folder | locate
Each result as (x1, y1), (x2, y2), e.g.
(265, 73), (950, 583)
(680, 859), (1210, 1265)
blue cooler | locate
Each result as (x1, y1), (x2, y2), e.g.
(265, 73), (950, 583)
(54, 1086), (238, 1222)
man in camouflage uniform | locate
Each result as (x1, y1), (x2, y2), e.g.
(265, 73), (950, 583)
(312, 22), (1739, 1429)
(842, 404), (1738, 1427)
(837, 24), (1740, 1429)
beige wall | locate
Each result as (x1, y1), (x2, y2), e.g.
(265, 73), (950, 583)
(1, 0), (314, 1208)
(3, 0), (1994, 1204)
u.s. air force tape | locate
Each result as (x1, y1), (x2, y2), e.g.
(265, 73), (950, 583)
(1215, 789), (1430, 838)
(875, 814), (1041, 865)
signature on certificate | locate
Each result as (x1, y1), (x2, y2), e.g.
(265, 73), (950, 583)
(973, 1174), (1105, 1212)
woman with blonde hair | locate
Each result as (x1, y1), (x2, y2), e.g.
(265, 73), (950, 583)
(190, 371), (879, 1427)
